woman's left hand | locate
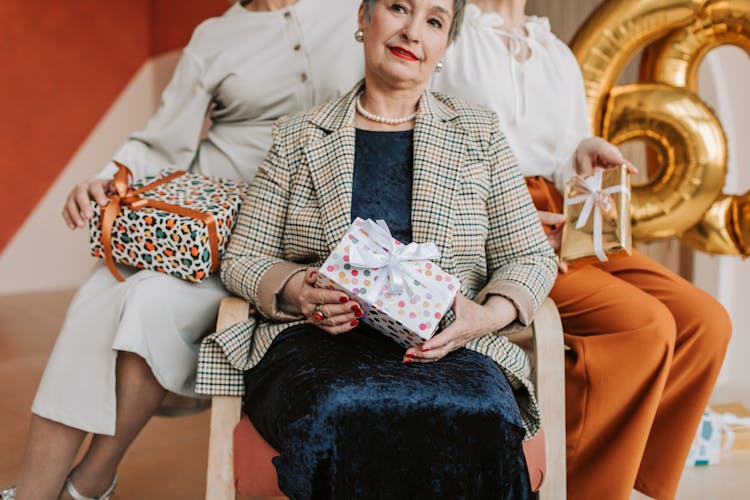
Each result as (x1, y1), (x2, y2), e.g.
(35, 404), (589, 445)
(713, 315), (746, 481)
(403, 294), (518, 363)
(537, 210), (569, 273)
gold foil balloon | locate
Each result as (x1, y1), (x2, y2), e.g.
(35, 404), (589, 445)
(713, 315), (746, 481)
(643, 0), (750, 89)
(679, 194), (741, 254)
(642, 0), (750, 254)
(602, 84), (726, 239)
(572, 0), (727, 240)
(731, 191), (750, 254)
(570, 0), (702, 131)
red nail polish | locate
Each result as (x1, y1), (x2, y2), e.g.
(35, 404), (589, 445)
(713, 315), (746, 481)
(405, 352), (415, 358)
(421, 346), (431, 352)
(351, 305), (360, 311)
(355, 310), (363, 318)
(340, 296), (349, 303)
(403, 358), (412, 364)
(350, 320), (359, 326)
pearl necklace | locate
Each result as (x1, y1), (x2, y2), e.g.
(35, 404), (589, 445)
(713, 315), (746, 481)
(355, 94), (417, 125)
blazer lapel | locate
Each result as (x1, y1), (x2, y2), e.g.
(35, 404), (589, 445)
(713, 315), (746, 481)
(304, 84), (361, 251)
(411, 92), (465, 267)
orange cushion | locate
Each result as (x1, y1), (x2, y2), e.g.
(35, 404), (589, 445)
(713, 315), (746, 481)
(522, 428), (547, 492)
(233, 415), (282, 496)
(233, 416), (547, 494)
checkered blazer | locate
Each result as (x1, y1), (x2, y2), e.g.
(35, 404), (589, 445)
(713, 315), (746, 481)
(197, 81), (557, 438)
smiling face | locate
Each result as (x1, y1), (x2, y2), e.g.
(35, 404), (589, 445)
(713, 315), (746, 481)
(359, 0), (454, 92)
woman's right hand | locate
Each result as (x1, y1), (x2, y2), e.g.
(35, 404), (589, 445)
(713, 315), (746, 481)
(283, 268), (364, 335)
(62, 178), (113, 230)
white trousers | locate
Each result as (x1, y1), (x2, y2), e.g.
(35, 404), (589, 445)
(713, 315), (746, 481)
(32, 262), (228, 435)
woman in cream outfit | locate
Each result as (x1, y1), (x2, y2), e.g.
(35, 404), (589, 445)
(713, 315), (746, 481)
(6, 1), (363, 499)
(432, 1), (731, 499)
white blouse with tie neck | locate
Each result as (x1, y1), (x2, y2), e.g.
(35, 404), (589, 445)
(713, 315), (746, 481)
(432, 4), (592, 192)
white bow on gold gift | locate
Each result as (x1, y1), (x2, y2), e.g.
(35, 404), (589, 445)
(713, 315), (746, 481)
(564, 169), (631, 261)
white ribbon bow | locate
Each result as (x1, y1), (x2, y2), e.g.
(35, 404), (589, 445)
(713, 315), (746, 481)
(347, 219), (440, 296)
(565, 169), (630, 261)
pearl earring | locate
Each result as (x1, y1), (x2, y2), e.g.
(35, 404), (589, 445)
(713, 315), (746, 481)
(354, 29), (364, 42)
(435, 61), (444, 73)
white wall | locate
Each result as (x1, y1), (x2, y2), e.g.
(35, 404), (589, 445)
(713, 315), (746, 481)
(693, 47), (750, 405)
(0, 51), (180, 295)
(527, 0), (599, 43)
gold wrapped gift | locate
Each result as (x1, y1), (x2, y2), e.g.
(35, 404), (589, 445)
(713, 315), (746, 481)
(561, 165), (632, 263)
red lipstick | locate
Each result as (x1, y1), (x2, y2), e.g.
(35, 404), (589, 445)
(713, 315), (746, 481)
(388, 45), (419, 62)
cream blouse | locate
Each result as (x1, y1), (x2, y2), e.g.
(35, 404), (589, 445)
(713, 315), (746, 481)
(100, 0), (363, 182)
(432, 4), (592, 191)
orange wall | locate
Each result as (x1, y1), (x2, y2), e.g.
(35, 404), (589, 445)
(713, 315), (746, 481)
(150, 0), (230, 54)
(0, 0), (227, 251)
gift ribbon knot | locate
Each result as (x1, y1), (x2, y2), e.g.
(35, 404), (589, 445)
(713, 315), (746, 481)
(564, 169), (630, 262)
(99, 162), (220, 281)
(347, 219), (440, 296)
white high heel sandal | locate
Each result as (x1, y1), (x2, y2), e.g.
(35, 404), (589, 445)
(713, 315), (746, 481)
(1, 473), (117, 500)
(64, 474), (118, 500)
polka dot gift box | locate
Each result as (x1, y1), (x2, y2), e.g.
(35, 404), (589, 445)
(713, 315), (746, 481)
(316, 218), (461, 348)
(89, 162), (244, 283)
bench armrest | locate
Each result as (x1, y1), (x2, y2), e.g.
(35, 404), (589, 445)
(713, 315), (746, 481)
(206, 297), (251, 500)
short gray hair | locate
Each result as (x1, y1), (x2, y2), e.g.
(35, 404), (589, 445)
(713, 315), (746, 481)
(360, 0), (466, 42)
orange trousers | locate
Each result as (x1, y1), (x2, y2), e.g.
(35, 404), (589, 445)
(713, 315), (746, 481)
(526, 177), (731, 500)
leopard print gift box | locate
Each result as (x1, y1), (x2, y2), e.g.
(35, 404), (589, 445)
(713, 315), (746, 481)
(89, 166), (244, 283)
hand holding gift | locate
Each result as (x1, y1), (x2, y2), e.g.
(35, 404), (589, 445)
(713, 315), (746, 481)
(404, 293), (518, 364)
(281, 268), (364, 336)
(537, 210), (569, 273)
(63, 177), (115, 230)
(574, 137), (638, 178)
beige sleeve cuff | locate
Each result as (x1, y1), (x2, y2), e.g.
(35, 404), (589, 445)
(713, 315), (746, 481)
(256, 261), (309, 321)
(475, 280), (536, 334)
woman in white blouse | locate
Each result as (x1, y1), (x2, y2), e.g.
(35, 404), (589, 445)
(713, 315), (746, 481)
(432, 1), (731, 499)
(6, 1), (363, 499)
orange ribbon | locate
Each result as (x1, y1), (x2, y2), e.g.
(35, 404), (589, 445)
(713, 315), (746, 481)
(100, 161), (220, 281)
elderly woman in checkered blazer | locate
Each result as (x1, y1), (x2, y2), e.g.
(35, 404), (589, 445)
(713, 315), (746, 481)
(215, 0), (557, 497)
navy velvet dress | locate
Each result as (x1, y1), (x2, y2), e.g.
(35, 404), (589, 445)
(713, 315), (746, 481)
(242, 129), (532, 499)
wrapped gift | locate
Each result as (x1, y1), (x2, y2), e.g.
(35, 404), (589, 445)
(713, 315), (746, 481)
(89, 162), (244, 283)
(685, 405), (750, 466)
(316, 218), (460, 348)
(686, 409), (723, 466)
(561, 165), (632, 263)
